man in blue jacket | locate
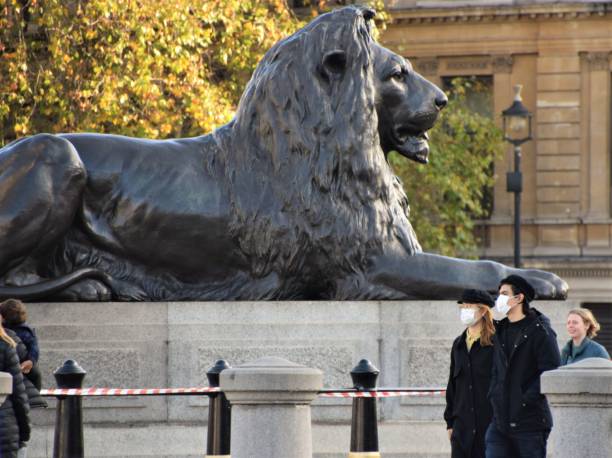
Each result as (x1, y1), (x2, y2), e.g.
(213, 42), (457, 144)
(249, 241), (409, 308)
(485, 275), (561, 458)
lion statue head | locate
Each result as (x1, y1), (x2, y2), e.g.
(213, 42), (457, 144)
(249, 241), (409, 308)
(212, 6), (446, 297)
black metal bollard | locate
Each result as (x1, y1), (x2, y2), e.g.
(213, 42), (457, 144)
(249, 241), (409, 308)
(349, 359), (380, 458)
(53, 359), (86, 458)
(206, 360), (232, 457)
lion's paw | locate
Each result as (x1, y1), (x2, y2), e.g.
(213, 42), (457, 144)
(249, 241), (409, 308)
(111, 281), (148, 301)
(56, 279), (112, 302)
(512, 268), (568, 300)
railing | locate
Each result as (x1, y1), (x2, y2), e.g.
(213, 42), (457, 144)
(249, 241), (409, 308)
(40, 358), (445, 458)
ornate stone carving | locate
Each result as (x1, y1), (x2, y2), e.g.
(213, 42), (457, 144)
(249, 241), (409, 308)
(585, 52), (610, 71)
(492, 55), (513, 74)
(446, 58), (490, 72)
(415, 58), (439, 76)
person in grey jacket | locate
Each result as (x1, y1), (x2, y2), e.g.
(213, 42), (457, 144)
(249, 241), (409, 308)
(562, 308), (610, 365)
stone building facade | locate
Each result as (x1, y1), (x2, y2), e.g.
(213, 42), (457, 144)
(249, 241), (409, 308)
(383, 0), (612, 338)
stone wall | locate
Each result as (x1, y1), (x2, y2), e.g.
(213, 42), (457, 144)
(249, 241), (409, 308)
(26, 300), (577, 457)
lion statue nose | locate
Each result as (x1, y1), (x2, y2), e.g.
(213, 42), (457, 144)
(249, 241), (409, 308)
(435, 93), (448, 111)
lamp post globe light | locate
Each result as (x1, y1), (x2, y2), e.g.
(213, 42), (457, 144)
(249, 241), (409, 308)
(501, 84), (532, 268)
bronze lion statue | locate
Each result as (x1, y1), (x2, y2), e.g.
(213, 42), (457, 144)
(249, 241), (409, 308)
(0, 7), (567, 301)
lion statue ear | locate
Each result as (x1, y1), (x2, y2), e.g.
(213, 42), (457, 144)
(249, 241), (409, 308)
(361, 7), (376, 21)
(320, 49), (347, 82)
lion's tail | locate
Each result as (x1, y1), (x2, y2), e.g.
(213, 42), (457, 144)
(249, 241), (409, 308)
(0, 268), (112, 301)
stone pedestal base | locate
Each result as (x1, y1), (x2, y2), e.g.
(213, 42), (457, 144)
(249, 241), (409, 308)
(542, 357), (612, 458)
(221, 357), (322, 458)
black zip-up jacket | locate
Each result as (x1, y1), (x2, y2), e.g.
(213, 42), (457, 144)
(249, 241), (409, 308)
(489, 308), (560, 434)
(444, 330), (493, 458)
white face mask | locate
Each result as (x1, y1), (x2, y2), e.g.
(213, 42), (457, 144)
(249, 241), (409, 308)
(460, 308), (480, 327)
(494, 294), (512, 317)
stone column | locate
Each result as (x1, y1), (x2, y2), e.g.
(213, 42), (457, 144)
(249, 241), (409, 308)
(541, 357), (612, 458)
(492, 54), (514, 222)
(220, 357), (323, 458)
(585, 52), (611, 221)
(0, 371), (11, 404)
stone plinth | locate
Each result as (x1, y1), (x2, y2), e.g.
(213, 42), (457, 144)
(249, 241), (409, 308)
(221, 357), (323, 458)
(0, 371), (11, 405)
(541, 357), (612, 458)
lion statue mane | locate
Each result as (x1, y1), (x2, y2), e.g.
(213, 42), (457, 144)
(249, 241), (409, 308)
(223, 8), (420, 298)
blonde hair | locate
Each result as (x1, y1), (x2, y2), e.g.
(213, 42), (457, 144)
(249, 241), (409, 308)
(0, 325), (16, 348)
(568, 308), (601, 339)
(478, 305), (496, 347)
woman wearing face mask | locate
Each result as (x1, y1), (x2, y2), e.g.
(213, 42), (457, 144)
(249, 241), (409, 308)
(561, 308), (609, 365)
(444, 289), (495, 458)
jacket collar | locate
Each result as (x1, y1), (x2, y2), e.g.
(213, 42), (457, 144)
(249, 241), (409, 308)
(497, 309), (550, 361)
(563, 337), (591, 358)
(497, 308), (550, 332)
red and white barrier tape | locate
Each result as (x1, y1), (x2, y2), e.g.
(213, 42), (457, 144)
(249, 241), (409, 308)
(40, 387), (220, 396)
(40, 387), (444, 398)
(319, 390), (445, 398)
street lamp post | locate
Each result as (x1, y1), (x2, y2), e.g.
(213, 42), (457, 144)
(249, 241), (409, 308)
(501, 85), (532, 268)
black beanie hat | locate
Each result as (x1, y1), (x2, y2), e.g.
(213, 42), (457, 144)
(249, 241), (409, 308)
(499, 275), (535, 302)
(458, 289), (495, 308)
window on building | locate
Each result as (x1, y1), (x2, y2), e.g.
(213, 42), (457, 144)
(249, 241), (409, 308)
(441, 75), (493, 118)
(581, 303), (612, 355)
(441, 75), (495, 218)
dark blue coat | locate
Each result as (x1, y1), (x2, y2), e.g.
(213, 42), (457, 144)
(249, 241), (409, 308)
(489, 308), (560, 434)
(4, 324), (39, 363)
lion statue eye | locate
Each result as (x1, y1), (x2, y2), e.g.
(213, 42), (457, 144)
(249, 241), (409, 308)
(391, 70), (404, 81)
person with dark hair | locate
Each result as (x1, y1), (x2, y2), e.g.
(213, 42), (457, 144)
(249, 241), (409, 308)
(445, 289), (496, 458)
(0, 323), (31, 458)
(0, 299), (42, 391)
(485, 275), (561, 458)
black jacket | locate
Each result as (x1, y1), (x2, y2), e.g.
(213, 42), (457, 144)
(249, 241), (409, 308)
(444, 330), (493, 458)
(489, 308), (560, 434)
(0, 338), (31, 454)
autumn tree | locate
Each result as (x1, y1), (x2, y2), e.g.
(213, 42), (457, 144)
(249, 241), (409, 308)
(0, 0), (300, 142)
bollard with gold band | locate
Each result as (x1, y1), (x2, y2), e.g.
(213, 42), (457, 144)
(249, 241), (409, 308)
(205, 360), (232, 458)
(348, 359), (380, 458)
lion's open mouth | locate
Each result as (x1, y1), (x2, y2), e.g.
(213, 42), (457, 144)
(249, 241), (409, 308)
(393, 129), (430, 164)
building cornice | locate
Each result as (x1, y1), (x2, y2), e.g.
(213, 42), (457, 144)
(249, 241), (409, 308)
(389, 2), (612, 25)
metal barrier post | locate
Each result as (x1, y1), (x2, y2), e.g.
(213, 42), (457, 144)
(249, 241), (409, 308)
(206, 360), (232, 458)
(53, 359), (86, 458)
(349, 359), (380, 458)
